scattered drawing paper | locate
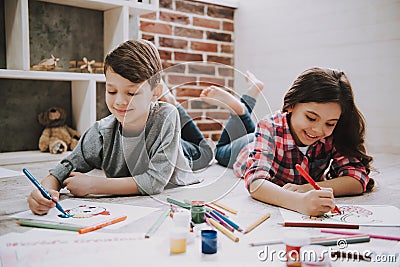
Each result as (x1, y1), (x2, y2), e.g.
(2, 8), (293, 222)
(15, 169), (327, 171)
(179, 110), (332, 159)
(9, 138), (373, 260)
(0, 231), (158, 267)
(0, 167), (21, 179)
(280, 205), (400, 227)
(11, 199), (158, 229)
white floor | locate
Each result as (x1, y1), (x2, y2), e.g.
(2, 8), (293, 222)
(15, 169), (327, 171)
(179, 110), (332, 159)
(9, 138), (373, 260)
(0, 151), (399, 266)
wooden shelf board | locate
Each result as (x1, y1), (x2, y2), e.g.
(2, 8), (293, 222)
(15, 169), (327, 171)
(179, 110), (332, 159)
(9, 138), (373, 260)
(0, 69), (105, 82)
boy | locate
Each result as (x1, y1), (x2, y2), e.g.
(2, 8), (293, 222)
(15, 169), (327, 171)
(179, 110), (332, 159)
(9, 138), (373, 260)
(28, 40), (209, 215)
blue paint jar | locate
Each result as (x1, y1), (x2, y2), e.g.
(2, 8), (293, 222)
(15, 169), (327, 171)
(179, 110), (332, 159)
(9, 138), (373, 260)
(201, 229), (217, 254)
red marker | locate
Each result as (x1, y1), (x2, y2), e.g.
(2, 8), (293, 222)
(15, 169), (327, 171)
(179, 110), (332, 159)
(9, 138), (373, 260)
(295, 164), (341, 214)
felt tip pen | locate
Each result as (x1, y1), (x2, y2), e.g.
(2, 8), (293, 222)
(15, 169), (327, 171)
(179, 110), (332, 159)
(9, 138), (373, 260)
(22, 168), (69, 217)
(166, 198), (191, 210)
(78, 215), (127, 234)
(18, 220), (81, 232)
(321, 229), (400, 241)
(295, 164), (341, 214)
(310, 234), (370, 246)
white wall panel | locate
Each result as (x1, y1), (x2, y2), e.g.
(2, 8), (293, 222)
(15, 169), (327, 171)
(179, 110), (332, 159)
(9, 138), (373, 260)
(234, 0), (400, 154)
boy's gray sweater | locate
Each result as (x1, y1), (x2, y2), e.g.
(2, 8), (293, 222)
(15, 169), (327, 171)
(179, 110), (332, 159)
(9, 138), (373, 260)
(50, 102), (200, 195)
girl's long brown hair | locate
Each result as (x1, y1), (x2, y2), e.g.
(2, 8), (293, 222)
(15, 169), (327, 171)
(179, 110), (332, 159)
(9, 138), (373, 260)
(283, 67), (373, 181)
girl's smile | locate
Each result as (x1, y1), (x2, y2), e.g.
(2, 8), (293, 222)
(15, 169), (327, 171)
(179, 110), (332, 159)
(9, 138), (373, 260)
(288, 102), (341, 146)
(303, 130), (318, 141)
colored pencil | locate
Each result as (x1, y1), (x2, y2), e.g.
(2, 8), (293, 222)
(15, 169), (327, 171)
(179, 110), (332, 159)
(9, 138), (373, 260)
(78, 216), (127, 234)
(243, 212), (271, 234)
(208, 217), (239, 242)
(321, 229), (400, 241)
(310, 234), (370, 246)
(280, 222), (359, 229)
(295, 164), (341, 214)
(212, 210), (243, 232)
(182, 199), (228, 217)
(205, 211), (235, 232)
(249, 235), (325, 247)
(166, 198), (191, 210)
(249, 239), (285, 247)
(204, 216), (214, 229)
(211, 201), (238, 214)
(18, 220), (81, 232)
(205, 203), (226, 216)
(145, 208), (170, 238)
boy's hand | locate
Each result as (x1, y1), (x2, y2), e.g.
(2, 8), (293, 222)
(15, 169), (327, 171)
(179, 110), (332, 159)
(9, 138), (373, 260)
(296, 188), (335, 216)
(27, 188), (58, 215)
(63, 172), (101, 197)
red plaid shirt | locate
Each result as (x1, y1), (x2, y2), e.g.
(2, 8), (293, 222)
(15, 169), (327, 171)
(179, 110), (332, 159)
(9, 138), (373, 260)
(233, 111), (370, 192)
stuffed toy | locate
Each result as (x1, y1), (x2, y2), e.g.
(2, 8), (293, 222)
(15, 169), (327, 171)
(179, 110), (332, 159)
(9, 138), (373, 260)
(38, 107), (81, 154)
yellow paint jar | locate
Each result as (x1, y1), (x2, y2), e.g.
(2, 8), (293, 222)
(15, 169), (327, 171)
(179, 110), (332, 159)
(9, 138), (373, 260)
(170, 227), (187, 254)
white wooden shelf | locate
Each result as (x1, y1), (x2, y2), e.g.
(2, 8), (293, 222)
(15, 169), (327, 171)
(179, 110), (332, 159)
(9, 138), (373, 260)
(39, 0), (158, 14)
(1, 0), (158, 140)
(0, 69), (105, 82)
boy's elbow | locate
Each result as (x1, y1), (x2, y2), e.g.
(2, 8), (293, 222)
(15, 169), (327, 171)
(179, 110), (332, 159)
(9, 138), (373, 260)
(142, 186), (164, 195)
(150, 187), (164, 195)
(135, 182), (164, 195)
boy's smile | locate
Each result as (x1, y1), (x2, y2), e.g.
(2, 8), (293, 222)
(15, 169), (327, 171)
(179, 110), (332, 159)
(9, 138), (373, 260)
(288, 102), (341, 146)
(105, 69), (158, 133)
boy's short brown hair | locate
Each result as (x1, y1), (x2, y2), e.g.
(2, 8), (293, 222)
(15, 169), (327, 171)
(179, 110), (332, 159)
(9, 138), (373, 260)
(104, 39), (162, 89)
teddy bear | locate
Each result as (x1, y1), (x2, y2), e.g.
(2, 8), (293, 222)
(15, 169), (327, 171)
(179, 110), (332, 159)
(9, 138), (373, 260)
(38, 107), (81, 154)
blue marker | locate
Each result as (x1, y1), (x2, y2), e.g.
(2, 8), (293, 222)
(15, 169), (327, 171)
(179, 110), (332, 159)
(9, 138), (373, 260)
(22, 168), (70, 217)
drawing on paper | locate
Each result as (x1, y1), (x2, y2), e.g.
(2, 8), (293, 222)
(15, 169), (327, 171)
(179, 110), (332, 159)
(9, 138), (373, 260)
(280, 204), (400, 227)
(59, 204), (111, 218)
(11, 199), (159, 229)
(301, 205), (382, 224)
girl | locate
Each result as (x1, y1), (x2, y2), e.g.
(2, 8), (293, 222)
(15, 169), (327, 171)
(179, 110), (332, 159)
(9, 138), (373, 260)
(201, 67), (373, 216)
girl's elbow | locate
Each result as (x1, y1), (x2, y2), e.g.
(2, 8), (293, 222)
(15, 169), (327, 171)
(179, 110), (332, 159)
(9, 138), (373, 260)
(248, 179), (264, 199)
(249, 191), (261, 201)
(350, 179), (365, 195)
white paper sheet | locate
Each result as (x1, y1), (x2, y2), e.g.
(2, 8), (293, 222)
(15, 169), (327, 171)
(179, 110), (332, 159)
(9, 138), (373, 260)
(10, 199), (159, 229)
(0, 167), (21, 179)
(280, 205), (400, 227)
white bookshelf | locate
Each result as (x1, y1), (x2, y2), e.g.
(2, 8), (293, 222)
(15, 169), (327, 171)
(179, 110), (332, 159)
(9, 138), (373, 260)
(1, 0), (158, 135)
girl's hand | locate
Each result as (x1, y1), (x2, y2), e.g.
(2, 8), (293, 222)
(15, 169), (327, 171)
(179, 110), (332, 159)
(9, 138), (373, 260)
(296, 188), (335, 216)
(283, 183), (314, 193)
(63, 172), (102, 197)
(27, 188), (58, 215)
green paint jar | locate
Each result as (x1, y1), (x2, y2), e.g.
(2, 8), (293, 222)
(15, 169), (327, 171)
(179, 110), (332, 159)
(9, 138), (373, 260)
(191, 200), (205, 224)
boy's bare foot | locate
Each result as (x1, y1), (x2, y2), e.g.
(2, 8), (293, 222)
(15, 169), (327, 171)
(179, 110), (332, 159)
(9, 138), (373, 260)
(159, 80), (177, 106)
(200, 86), (246, 115)
(245, 70), (264, 99)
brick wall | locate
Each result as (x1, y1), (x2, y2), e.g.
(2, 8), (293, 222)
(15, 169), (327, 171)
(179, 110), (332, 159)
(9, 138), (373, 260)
(139, 0), (235, 141)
